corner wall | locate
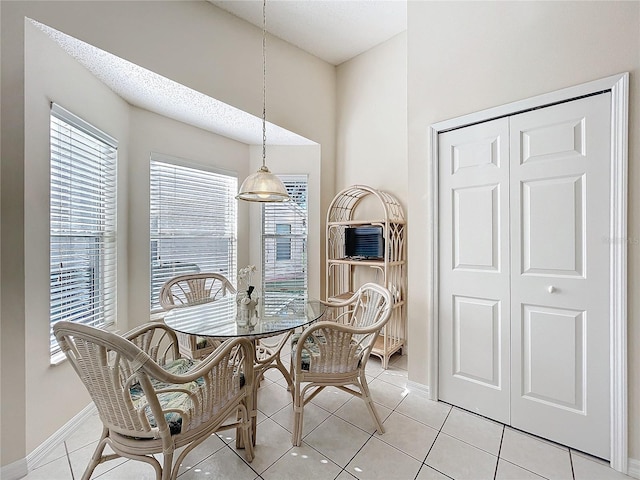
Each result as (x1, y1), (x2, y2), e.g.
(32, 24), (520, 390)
(336, 32), (408, 205)
(127, 107), (251, 329)
(247, 144), (323, 302)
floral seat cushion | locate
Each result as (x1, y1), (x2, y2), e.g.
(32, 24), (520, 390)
(129, 358), (244, 435)
(129, 358), (202, 435)
(290, 333), (323, 371)
(291, 332), (365, 372)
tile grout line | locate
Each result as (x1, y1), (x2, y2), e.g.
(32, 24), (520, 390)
(224, 441), (262, 478)
(493, 425), (506, 480)
(420, 403), (454, 465)
(63, 440), (75, 480)
(442, 405), (583, 480)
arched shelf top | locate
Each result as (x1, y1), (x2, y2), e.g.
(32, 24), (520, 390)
(326, 185), (405, 224)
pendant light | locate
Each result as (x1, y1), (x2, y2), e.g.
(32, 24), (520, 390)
(236, 0), (290, 202)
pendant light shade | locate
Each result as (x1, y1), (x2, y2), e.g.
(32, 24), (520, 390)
(237, 165), (290, 202)
(237, 0), (290, 203)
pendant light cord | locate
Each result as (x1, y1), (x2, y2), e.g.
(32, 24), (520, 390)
(262, 0), (267, 168)
(236, 0), (289, 202)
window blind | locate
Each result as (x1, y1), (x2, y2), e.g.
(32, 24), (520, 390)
(149, 157), (237, 311)
(262, 175), (308, 315)
(50, 103), (118, 356)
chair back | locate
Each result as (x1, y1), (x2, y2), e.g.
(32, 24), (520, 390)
(296, 283), (392, 374)
(54, 321), (172, 439)
(343, 283), (392, 329)
(159, 272), (236, 310)
(335, 282), (392, 354)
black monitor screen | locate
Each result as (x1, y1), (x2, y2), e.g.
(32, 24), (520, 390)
(345, 226), (384, 259)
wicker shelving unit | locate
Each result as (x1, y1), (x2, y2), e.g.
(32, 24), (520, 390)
(326, 185), (406, 369)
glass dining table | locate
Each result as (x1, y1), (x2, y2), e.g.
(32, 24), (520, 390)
(163, 295), (327, 446)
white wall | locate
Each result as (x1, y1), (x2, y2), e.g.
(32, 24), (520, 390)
(1, 0), (335, 466)
(406, 0), (640, 462)
(336, 32), (408, 204)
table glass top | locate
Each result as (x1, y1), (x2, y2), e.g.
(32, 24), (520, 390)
(163, 296), (326, 339)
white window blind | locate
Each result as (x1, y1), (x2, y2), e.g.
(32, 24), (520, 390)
(150, 157), (237, 311)
(50, 103), (118, 356)
(262, 175), (308, 315)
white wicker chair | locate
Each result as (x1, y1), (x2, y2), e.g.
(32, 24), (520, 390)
(53, 321), (254, 480)
(290, 283), (392, 446)
(159, 273), (236, 359)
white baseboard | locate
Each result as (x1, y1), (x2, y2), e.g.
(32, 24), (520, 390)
(628, 457), (640, 478)
(26, 402), (96, 471)
(0, 458), (28, 480)
(406, 379), (431, 398)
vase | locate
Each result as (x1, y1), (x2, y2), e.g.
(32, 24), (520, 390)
(236, 292), (259, 327)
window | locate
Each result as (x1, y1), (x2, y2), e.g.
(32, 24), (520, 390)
(149, 156), (237, 311)
(49, 104), (117, 356)
(275, 224), (292, 260)
(262, 175), (308, 315)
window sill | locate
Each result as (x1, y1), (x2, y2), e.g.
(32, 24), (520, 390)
(50, 351), (67, 366)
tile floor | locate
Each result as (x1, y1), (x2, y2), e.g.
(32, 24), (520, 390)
(25, 346), (632, 480)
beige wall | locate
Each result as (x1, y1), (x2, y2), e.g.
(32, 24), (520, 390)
(1, 0), (335, 467)
(406, 0), (639, 462)
(336, 31), (408, 204)
(23, 20), (132, 456)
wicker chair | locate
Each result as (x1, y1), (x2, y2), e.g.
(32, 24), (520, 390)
(54, 321), (254, 480)
(290, 283), (392, 446)
(159, 273), (236, 359)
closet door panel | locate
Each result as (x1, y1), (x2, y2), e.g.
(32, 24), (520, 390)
(438, 118), (510, 423)
(510, 93), (611, 460)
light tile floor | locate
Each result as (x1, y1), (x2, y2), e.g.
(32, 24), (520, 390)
(25, 348), (632, 480)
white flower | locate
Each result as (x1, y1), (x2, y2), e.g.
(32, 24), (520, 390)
(238, 264), (256, 291)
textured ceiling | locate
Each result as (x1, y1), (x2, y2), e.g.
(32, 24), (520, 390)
(209, 0), (408, 65)
(31, 2), (406, 145)
(31, 19), (315, 146)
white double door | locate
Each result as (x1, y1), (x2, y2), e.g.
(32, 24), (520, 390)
(438, 93), (611, 459)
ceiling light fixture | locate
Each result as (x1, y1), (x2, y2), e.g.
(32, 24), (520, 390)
(236, 0), (290, 203)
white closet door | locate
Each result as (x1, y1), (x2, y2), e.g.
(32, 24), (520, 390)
(510, 93), (611, 459)
(438, 118), (511, 423)
(438, 93), (612, 459)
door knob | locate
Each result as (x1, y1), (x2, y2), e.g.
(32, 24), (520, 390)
(547, 286), (556, 293)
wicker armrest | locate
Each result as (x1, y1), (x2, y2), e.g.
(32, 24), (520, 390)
(130, 337), (254, 436)
(320, 291), (360, 308)
(142, 337), (254, 387)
